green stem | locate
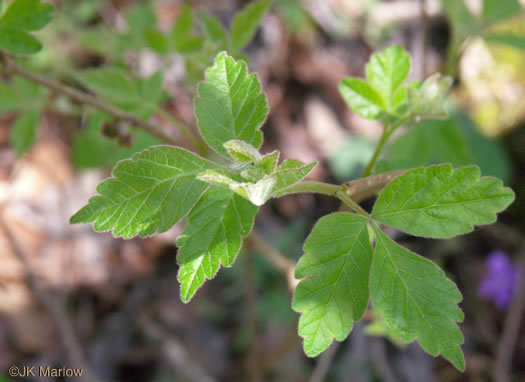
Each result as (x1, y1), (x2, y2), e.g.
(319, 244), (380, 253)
(275, 181), (369, 217)
(361, 128), (391, 178)
(334, 187), (370, 217)
(361, 113), (412, 178)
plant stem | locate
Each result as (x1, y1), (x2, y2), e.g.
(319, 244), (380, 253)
(0, 52), (199, 150)
(361, 128), (391, 178)
(361, 113), (412, 177)
(274, 181), (369, 217)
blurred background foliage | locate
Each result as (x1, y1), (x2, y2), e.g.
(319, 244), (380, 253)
(0, 0), (524, 381)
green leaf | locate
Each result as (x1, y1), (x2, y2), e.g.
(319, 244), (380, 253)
(292, 213), (372, 356)
(195, 52), (269, 157)
(200, 12), (228, 49)
(125, 3), (156, 35)
(72, 111), (160, 169)
(338, 78), (385, 120)
(177, 187), (258, 302)
(172, 4), (193, 38)
(370, 227), (465, 371)
(365, 45), (411, 110)
(442, 0), (479, 39)
(170, 4), (203, 53)
(76, 67), (139, 106)
(482, 0), (522, 24)
(376, 112), (512, 183)
(76, 68), (163, 119)
(224, 139), (263, 163)
(377, 118), (472, 173)
(70, 146), (219, 238)
(485, 33), (525, 50)
(0, 77), (48, 112)
(230, 0), (273, 53)
(0, 0), (54, 30)
(270, 159), (317, 196)
(199, 158), (316, 205)
(371, 164), (515, 239)
(406, 73), (453, 119)
(11, 110), (40, 157)
(0, 26), (42, 54)
(0, 0), (54, 54)
(0, 79), (27, 112)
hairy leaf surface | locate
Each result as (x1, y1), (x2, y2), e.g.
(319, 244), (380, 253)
(293, 213), (372, 356)
(70, 146), (219, 238)
(177, 187), (258, 302)
(199, 158), (316, 206)
(195, 52), (269, 157)
(370, 228), (465, 370)
(372, 165), (515, 238)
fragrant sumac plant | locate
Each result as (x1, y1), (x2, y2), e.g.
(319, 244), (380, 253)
(0, 0), (516, 374)
(70, 48), (514, 371)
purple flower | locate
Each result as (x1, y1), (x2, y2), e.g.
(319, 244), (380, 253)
(478, 251), (520, 310)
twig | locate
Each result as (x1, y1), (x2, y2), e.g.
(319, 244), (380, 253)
(262, 325), (300, 369)
(370, 338), (398, 382)
(0, 214), (102, 382)
(249, 230), (298, 292)
(309, 342), (340, 382)
(0, 52), (200, 149)
(243, 249), (263, 382)
(344, 170), (405, 202)
(493, 260), (525, 382)
(142, 319), (216, 382)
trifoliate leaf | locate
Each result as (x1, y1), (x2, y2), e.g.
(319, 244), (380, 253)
(195, 52), (269, 157)
(70, 146), (219, 238)
(11, 110), (41, 157)
(230, 0), (273, 53)
(177, 187), (258, 302)
(370, 227), (465, 370)
(0, 0), (54, 54)
(338, 78), (385, 120)
(293, 213), (372, 356)
(365, 45), (410, 111)
(371, 164), (515, 239)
